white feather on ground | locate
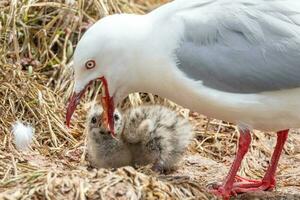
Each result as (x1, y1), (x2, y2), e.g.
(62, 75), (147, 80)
(12, 121), (34, 151)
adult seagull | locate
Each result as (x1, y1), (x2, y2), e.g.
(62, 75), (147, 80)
(66, 0), (300, 199)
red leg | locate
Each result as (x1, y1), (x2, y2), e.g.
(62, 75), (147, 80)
(261, 130), (288, 186)
(210, 129), (289, 199)
(231, 130), (289, 194)
(211, 129), (251, 199)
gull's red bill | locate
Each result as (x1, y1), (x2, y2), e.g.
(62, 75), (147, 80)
(66, 86), (89, 127)
(100, 77), (115, 136)
(65, 77), (115, 136)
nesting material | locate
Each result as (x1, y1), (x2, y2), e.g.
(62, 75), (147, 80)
(12, 121), (34, 151)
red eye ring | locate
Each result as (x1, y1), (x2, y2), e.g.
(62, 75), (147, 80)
(85, 60), (96, 69)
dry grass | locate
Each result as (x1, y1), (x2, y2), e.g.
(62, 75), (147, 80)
(1, 0), (300, 199)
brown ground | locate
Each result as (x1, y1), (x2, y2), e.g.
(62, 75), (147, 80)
(1, 112), (300, 200)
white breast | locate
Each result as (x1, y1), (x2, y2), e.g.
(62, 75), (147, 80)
(154, 66), (300, 131)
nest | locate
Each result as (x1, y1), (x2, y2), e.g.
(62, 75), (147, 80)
(1, 0), (300, 199)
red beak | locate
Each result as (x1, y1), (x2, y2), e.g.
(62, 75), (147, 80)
(100, 77), (115, 136)
(66, 88), (87, 127)
(65, 77), (115, 136)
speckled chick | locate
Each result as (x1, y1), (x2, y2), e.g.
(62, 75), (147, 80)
(86, 103), (132, 168)
(121, 105), (194, 172)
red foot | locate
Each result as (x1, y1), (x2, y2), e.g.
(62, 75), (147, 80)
(210, 186), (231, 200)
(210, 176), (275, 199)
(231, 179), (275, 194)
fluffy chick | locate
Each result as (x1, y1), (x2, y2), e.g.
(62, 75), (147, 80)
(121, 105), (193, 172)
(86, 103), (132, 168)
(86, 103), (193, 172)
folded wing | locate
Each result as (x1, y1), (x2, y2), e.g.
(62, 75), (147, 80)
(173, 0), (300, 93)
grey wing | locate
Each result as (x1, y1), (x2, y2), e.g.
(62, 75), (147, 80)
(175, 0), (300, 93)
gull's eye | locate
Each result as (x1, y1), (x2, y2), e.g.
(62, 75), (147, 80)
(114, 114), (120, 121)
(91, 116), (97, 124)
(85, 60), (96, 70)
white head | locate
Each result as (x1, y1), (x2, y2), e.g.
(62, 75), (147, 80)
(66, 14), (149, 133)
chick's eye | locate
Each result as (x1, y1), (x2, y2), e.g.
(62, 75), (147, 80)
(114, 114), (120, 121)
(85, 60), (96, 69)
(91, 116), (97, 124)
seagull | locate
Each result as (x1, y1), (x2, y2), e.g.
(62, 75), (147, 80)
(66, 0), (300, 199)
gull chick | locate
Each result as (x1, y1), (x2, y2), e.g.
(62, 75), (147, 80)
(121, 105), (193, 172)
(86, 104), (193, 172)
(86, 103), (132, 168)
